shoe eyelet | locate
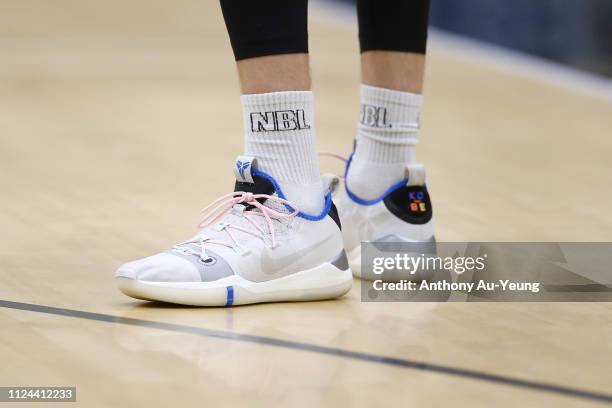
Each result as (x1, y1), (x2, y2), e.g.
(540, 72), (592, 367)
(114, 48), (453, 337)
(198, 256), (217, 266)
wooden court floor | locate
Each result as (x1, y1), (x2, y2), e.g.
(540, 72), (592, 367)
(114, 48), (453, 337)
(1, 0), (612, 406)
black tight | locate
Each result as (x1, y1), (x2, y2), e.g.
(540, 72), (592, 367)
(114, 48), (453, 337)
(357, 0), (430, 54)
(219, 0), (309, 61)
(220, 0), (430, 61)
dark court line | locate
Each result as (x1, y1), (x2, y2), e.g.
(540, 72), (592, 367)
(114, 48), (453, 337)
(2, 299), (611, 404)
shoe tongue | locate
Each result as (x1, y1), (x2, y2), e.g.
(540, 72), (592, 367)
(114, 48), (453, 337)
(233, 155), (276, 196)
(234, 155), (256, 183)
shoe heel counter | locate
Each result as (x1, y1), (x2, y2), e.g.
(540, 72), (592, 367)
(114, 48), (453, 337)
(383, 184), (433, 225)
(328, 200), (342, 230)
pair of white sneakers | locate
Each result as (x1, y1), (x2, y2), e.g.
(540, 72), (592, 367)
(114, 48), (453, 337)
(115, 155), (434, 306)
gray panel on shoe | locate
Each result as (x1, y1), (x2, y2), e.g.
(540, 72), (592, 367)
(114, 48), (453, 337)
(372, 234), (437, 254)
(330, 250), (349, 271)
(167, 249), (234, 282)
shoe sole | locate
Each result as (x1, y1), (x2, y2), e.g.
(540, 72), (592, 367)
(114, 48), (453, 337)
(116, 262), (353, 306)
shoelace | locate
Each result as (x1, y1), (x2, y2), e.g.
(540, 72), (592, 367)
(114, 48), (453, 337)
(173, 192), (299, 260)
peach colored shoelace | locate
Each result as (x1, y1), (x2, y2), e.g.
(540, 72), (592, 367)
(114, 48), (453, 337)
(174, 192), (298, 259)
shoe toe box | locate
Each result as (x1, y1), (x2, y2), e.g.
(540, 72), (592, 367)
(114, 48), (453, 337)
(116, 252), (201, 282)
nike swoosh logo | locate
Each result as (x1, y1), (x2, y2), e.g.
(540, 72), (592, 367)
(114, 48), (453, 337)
(260, 234), (338, 275)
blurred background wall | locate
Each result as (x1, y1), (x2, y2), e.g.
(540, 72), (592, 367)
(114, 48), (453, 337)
(337, 0), (612, 77)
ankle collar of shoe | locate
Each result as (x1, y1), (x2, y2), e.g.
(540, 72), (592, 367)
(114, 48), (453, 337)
(252, 168), (332, 221)
(343, 152), (408, 206)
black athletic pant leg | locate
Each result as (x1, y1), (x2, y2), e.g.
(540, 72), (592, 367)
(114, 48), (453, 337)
(220, 0), (430, 60)
(357, 0), (431, 54)
(220, 0), (309, 61)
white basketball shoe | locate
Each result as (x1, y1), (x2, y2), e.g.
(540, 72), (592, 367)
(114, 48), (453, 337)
(326, 153), (435, 280)
(116, 156), (352, 306)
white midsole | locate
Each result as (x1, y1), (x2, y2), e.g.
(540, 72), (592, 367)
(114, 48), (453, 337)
(116, 262), (353, 306)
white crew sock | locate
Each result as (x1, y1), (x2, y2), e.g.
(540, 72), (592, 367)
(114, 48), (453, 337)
(346, 84), (422, 201)
(241, 90), (325, 215)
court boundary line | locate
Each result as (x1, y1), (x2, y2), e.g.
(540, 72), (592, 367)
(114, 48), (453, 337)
(310, 0), (612, 103)
(2, 299), (611, 404)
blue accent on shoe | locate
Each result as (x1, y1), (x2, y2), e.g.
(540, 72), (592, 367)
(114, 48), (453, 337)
(343, 152), (408, 206)
(298, 191), (332, 221)
(251, 168), (331, 221)
(225, 285), (234, 306)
